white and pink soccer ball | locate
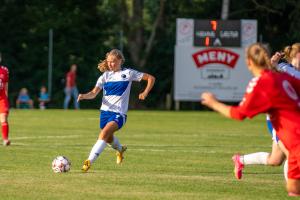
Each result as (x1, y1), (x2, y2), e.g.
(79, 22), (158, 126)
(52, 156), (71, 173)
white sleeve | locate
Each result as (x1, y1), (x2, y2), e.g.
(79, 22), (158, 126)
(129, 69), (144, 82)
(95, 74), (105, 89)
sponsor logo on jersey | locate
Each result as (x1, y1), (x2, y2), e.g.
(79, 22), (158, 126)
(246, 77), (259, 93)
(192, 48), (239, 68)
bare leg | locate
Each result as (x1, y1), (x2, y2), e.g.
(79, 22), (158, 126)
(98, 121), (118, 143)
(287, 179), (300, 196)
(267, 140), (286, 166)
(0, 113), (9, 145)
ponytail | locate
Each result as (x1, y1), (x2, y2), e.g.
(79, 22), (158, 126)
(283, 43), (300, 63)
(246, 43), (272, 69)
(97, 49), (125, 72)
(97, 59), (108, 72)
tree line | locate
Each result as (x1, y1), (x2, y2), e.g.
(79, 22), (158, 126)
(0, 0), (299, 109)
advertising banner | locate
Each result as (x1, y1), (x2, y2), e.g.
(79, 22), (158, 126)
(174, 18), (257, 102)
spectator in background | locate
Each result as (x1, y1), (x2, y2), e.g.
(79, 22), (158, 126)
(16, 88), (33, 109)
(38, 86), (50, 110)
(64, 64), (79, 109)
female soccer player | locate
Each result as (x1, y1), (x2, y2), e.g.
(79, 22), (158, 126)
(231, 44), (300, 180)
(201, 43), (300, 196)
(77, 49), (155, 172)
(0, 55), (10, 146)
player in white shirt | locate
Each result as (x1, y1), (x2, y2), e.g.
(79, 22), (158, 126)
(232, 43), (300, 180)
(78, 49), (155, 172)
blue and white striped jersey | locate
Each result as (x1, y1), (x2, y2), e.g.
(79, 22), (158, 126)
(277, 62), (300, 79)
(96, 68), (144, 114)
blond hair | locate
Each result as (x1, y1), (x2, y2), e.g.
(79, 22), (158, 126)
(246, 43), (272, 69)
(283, 43), (300, 63)
(97, 49), (125, 72)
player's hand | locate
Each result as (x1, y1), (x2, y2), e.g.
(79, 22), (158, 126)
(201, 92), (217, 107)
(139, 92), (148, 100)
(77, 94), (84, 102)
(270, 52), (283, 66)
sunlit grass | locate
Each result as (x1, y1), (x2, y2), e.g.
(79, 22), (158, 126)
(0, 110), (287, 200)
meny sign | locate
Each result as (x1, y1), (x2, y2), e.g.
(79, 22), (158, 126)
(192, 48), (239, 68)
(174, 18), (256, 102)
(174, 46), (252, 101)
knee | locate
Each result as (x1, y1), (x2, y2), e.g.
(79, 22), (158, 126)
(267, 155), (285, 166)
(98, 131), (113, 143)
(267, 159), (283, 166)
(287, 179), (300, 195)
(287, 187), (300, 196)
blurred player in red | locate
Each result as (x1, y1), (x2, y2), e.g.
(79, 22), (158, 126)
(201, 43), (300, 196)
(0, 53), (10, 146)
(232, 43), (300, 181)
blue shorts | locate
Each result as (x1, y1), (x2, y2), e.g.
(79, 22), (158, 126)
(100, 110), (127, 129)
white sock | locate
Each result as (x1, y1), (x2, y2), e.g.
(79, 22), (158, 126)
(110, 136), (122, 152)
(241, 152), (269, 165)
(284, 160), (288, 182)
(88, 140), (107, 163)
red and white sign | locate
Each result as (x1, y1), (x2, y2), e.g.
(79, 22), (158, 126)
(174, 46), (252, 101)
(174, 18), (257, 102)
(192, 48), (239, 69)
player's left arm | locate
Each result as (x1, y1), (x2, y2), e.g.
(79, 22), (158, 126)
(139, 73), (155, 100)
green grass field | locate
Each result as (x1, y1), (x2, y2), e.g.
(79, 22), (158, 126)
(0, 110), (289, 200)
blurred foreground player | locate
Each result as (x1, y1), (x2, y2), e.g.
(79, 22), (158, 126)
(231, 44), (300, 180)
(201, 43), (300, 196)
(0, 53), (10, 146)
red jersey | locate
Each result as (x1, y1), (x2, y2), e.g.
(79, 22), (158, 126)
(66, 71), (76, 87)
(0, 66), (9, 98)
(230, 70), (300, 153)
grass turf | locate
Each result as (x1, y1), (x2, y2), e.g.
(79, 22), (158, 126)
(0, 110), (288, 200)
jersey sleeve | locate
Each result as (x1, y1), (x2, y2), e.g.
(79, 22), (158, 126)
(230, 77), (272, 120)
(129, 69), (144, 82)
(277, 62), (300, 79)
(95, 74), (105, 89)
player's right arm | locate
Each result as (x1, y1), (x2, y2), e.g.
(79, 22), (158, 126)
(77, 86), (101, 102)
(202, 77), (271, 120)
(201, 92), (231, 118)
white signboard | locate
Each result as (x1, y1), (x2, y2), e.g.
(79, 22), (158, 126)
(174, 19), (257, 102)
(174, 46), (252, 101)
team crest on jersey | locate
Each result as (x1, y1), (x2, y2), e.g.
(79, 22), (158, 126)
(282, 80), (298, 101)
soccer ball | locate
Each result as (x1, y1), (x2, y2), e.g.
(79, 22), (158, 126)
(52, 156), (71, 173)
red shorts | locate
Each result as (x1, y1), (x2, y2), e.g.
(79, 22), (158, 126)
(288, 153), (300, 179)
(0, 98), (9, 114)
